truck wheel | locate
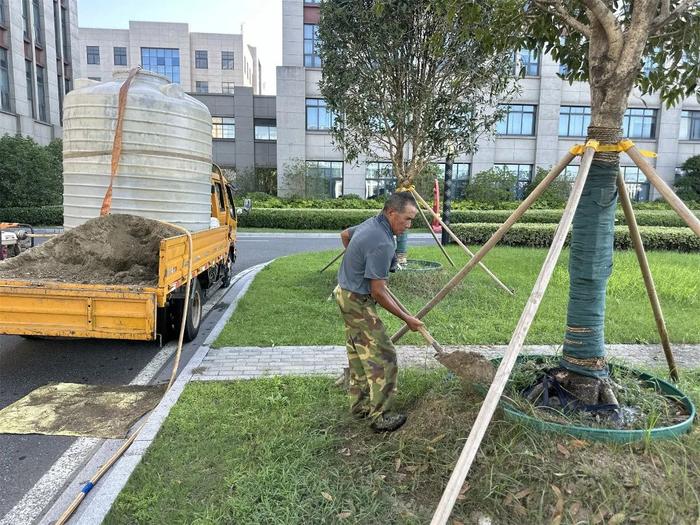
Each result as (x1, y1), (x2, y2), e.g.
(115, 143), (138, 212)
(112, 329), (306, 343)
(221, 254), (234, 288)
(183, 279), (203, 342)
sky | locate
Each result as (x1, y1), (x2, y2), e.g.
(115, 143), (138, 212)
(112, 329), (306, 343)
(76, 0), (283, 94)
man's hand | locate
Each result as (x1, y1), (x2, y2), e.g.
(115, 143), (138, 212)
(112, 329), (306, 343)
(404, 315), (424, 332)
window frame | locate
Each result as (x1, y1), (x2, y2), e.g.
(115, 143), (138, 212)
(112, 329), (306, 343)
(195, 80), (208, 94)
(303, 23), (321, 68)
(496, 104), (537, 136)
(494, 163), (533, 199)
(365, 162), (395, 199)
(305, 98), (335, 131)
(680, 110), (700, 141)
(212, 116), (235, 140)
(0, 47), (11, 112)
(305, 160), (343, 199)
(559, 106), (592, 137)
(620, 166), (650, 202)
(254, 119), (277, 141)
(623, 108), (657, 139)
(86, 45), (100, 65)
(113, 46), (127, 66)
(195, 49), (208, 69)
(221, 50), (234, 70)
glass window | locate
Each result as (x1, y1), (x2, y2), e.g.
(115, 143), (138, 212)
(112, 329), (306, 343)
(621, 166), (649, 201)
(306, 98), (336, 130)
(304, 24), (321, 67)
(36, 64), (47, 121)
(495, 163), (533, 199)
(32, 0), (42, 45)
(195, 50), (208, 69)
(25, 60), (35, 118)
(623, 108), (656, 139)
(222, 51), (234, 70)
(496, 105), (536, 135)
(64, 77), (71, 94)
(113, 46), (127, 66)
(452, 163), (471, 199)
(52, 2), (61, 57)
(22, 0), (29, 39)
(140, 47), (180, 83)
(0, 0), (6, 26)
(212, 116), (235, 139)
(306, 161), (343, 198)
(61, 6), (69, 59)
(86, 45), (100, 65)
(680, 111), (700, 141)
(365, 162), (395, 198)
(517, 49), (539, 76)
(222, 82), (234, 94)
(559, 106), (591, 137)
(254, 119), (277, 140)
(196, 81), (208, 94)
(0, 48), (10, 111)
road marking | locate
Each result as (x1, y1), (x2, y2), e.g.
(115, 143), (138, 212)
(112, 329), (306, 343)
(0, 269), (253, 525)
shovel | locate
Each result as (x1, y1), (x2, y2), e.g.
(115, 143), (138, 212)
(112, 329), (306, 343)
(387, 289), (495, 386)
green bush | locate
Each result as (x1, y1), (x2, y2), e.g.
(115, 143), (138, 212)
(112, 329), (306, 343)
(238, 208), (378, 229)
(463, 167), (518, 203)
(523, 166), (574, 207)
(674, 155), (700, 201)
(450, 223), (699, 251)
(0, 206), (63, 225)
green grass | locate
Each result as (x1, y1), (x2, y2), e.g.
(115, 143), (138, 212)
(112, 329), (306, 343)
(216, 245), (700, 347)
(105, 370), (700, 524)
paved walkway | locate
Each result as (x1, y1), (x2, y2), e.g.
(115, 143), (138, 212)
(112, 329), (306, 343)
(194, 343), (700, 381)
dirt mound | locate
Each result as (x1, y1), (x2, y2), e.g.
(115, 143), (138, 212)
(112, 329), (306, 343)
(0, 214), (182, 286)
(436, 351), (496, 386)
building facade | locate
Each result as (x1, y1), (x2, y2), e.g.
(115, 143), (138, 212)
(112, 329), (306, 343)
(274, 0), (700, 201)
(78, 21), (262, 95)
(0, 0), (80, 144)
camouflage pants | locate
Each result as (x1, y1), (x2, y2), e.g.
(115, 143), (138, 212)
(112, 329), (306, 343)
(334, 286), (398, 419)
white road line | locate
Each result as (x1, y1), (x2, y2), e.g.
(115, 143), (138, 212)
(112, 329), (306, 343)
(0, 270), (252, 525)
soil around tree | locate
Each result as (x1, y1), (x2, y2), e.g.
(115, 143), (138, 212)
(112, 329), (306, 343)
(0, 214), (182, 286)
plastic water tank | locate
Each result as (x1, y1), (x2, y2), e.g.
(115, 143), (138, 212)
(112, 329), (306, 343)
(62, 69), (213, 231)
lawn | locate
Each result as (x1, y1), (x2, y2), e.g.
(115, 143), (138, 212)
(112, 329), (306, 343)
(105, 369), (700, 524)
(216, 245), (700, 347)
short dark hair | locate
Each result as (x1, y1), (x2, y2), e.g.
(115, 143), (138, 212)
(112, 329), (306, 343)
(383, 191), (417, 213)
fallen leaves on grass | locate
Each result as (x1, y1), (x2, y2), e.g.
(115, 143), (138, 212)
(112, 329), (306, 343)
(321, 491), (333, 502)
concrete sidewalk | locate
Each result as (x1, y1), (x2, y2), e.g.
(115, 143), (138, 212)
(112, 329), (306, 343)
(195, 343), (700, 381)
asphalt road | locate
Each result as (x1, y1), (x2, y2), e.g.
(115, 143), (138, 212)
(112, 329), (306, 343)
(0, 231), (434, 521)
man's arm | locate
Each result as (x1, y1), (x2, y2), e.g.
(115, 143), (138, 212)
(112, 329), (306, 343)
(370, 279), (424, 332)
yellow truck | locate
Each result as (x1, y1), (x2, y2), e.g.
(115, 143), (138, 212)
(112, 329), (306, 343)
(0, 166), (248, 343)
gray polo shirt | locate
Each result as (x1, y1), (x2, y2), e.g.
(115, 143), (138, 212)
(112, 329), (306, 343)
(337, 213), (395, 295)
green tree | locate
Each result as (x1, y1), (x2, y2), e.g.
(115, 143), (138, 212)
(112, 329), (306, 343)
(675, 155), (700, 200)
(317, 0), (521, 188)
(464, 167), (518, 204)
(524, 166), (574, 207)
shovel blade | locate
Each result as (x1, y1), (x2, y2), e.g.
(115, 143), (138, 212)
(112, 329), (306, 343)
(435, 351), (496, 385)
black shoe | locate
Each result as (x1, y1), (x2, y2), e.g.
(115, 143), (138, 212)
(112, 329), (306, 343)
(370, 412), (407, 432)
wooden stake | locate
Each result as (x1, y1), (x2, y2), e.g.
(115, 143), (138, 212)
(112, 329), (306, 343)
(391, 151), (576, 343)
(626, 146), (700, 236)
(430, 146), (596, 525)
(386, 288), (444, 354)
(413, 197), (456, 267)
(320, 249), (345, 273)
(410, 188), (513, 295)
(616, 173), (679, 382)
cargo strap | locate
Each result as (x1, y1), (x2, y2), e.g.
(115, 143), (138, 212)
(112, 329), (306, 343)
(568, 139), (657, 158)
(100, 66), (141, 216)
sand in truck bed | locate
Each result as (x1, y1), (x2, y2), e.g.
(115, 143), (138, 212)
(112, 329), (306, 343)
(0, 214), (182, 286)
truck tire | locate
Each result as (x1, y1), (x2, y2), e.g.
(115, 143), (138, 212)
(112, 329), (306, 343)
(221, 254), (234, 288)
(183, 279), (203, 342)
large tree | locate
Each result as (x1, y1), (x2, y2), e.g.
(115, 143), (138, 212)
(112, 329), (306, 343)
(518, 0), (699, 399)
(317, 0), (521, 189)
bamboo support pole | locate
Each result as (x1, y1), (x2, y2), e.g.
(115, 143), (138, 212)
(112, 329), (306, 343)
(430, 146), (596, 525)
(616, 173), (679, 381)
(410, 188), (513, 295)
(391, 151), (576, 343)
(385, 288), (444, 354)
(626, 146), (700, 236)
(320, 249), (345, 273)
(413, 198), (456, 267)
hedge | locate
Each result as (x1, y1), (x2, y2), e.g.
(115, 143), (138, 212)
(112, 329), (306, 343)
(0, 206), (63, 225)
(450, 223), (700, 252)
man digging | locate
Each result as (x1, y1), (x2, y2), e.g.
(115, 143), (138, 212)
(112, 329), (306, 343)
(334, 192), (424, 432)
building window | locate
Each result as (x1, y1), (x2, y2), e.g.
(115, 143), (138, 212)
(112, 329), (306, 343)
(32, 0), (42, 44)
(304, 24), (321, 68)
(65, 78), (71, 94)
(196, 81), (208, 94)
(306, 98), (335, 130)
(222, 82), (234, 94)
(0, 0), (6, 27)
(306, 161), (343, 198)
(517, 49), (539, 76)
(61, 6), (69, 60)
(680, 111), (700, 141)
(36, 64), (47, 121)
(495, 163), (533, 199)
(86, 45), (100, 65)
(25, 60), (35, 118)
(221, 51), (234, 70)
(195, 50), (208, 69)
(452, 163), (471, 199)
(141, 47), (180, 83)
(0, 48), (10, 111)
(212, 116), (235, 139)
(254, 119), (277, 140)
(496, 104), (536, 135)
(22, 0), (29, 39)
(559, 106), (591, 137)
(53, 2), (61, 57)
(113, 47), (127, 66)
(304, 0), (320, 3)
(623, 108), (656, 139)
(621, 166), (649, 202)
(87, 76), (101, 81)
(366, 162), (395, 199)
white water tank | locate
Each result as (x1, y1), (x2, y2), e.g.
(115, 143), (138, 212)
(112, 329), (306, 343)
(62, 69), (213, 231)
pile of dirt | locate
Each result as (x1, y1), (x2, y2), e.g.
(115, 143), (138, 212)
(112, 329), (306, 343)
(0, 214), (182, 286)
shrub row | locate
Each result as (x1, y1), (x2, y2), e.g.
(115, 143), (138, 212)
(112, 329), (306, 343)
(450, 223), (700, 252)
(0, 206), (63, 226)
(448, 209), (698, 227)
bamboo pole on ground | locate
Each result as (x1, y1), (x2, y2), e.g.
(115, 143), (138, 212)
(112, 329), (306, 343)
(616, 173), (679, 381)
(410, 188), (513, 295)
(320, 249), (345, 273)
(391, 151), (576, 343)
(626, 146), (700, 236)
(413, 198), (456, 267)
(430, 145), (596, 525)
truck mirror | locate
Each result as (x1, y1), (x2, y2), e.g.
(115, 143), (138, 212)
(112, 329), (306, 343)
(243, 198), (252, 212)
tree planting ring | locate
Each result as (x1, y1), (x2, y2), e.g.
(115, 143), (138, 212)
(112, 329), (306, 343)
(399, 259), (443, 272)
